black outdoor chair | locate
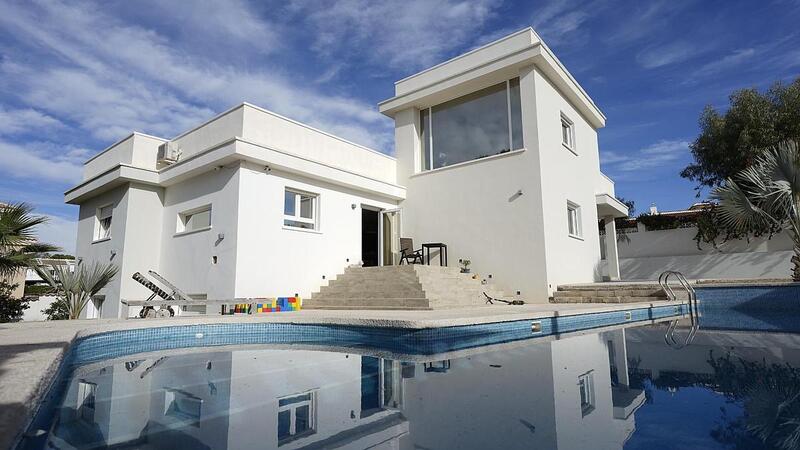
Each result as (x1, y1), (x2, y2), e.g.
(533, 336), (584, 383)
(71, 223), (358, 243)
(399, 238), (423, 265)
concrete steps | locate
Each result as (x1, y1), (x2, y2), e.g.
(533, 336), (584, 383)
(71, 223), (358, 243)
(305, 265), (512, 310)
(551, 283), (671, 304)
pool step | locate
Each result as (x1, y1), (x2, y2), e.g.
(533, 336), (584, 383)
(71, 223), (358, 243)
(551, 283), (673, 303)
(305, 265), (513, 310)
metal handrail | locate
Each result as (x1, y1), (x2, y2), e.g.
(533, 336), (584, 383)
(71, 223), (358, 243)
(659, 270), (699, 349)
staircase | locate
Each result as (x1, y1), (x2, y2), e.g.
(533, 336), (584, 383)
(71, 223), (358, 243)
(551, 283), (673, 303)
(304, 265), (513, 310)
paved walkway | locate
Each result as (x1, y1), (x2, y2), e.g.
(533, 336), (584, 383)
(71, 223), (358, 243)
(0, 301), (678, 448)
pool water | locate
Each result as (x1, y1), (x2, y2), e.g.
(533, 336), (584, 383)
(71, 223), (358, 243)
(27, 321), (800, 450)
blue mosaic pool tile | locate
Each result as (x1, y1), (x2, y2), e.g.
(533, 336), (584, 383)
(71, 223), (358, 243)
(66, 303), (688, 368)
(696, 285), (800, 332)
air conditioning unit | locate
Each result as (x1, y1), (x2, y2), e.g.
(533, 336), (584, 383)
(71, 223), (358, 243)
(157, 142), (181, 165)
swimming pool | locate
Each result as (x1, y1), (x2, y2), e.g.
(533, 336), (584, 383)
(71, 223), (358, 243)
(17, 307), (800, 450)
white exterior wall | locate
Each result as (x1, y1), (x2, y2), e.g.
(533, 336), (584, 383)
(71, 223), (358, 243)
(235, 164), (397, 299)
(393, 64), (605, 301)
(83, 133), (165, 181)
(172, 107), (245, 160)
(530, 67), (604, 290)
(601, 226), (794, 280)
(74, 185), (128, 318)
(72, 103), (401, 316)
(158, 166), (242, 303)
(73, 183), (165, 318)
(242, 106), (396, 184)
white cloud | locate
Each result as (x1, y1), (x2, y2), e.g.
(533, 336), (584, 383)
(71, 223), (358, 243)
(604, 1), (687, 46)
(693, 48), (756, 78)
(603, 139), (690, 173)
(599, 150), (629, 165)
(291, 0), (497, 72)
(0, 139), (83, 183)
(37, 214), (78, 255)
(637, 42), (704, 69)
(0, 0), (394, 151)
(0, 107), (64, 135)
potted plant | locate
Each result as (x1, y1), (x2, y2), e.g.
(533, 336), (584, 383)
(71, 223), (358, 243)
(460, 259), (471, 274)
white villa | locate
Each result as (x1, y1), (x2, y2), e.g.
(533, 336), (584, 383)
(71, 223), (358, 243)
(65, 28), (627, 318)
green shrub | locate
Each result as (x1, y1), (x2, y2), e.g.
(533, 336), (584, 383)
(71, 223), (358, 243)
(42, 297), (69, 321)
(0, 282), (31, 323)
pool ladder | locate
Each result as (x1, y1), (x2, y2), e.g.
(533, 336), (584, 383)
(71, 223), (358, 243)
(658, 270), (699, 349)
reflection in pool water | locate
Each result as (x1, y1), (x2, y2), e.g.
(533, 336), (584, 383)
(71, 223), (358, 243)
(38, 324), (800, 449)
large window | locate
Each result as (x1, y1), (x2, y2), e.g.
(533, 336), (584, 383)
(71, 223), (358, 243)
(278, 391), (317, 445)
(284, 189), (318, 230)
(94, 205), (113, 241)
(420, 78), (523, 170)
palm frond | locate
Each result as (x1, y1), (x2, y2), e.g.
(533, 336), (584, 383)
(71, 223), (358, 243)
(712, 178), (773, 232)
(0, 202), (49, 248)
(0, 202), (60, 277)
(40, 262), (118, 319)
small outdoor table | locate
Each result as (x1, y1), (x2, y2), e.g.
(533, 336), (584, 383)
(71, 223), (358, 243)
(421, 242), (448, 266)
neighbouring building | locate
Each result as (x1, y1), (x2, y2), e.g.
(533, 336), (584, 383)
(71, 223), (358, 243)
(599, 202), (794, 280)
(65, 28), (627, 318)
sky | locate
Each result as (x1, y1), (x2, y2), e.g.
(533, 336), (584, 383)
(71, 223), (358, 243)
(1, 0), (799, 254)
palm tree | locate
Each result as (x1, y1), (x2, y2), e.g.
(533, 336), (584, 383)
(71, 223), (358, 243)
(713, 140), (800, 280)
(38, 262), (119, 319)
(0, 202), (59, 278)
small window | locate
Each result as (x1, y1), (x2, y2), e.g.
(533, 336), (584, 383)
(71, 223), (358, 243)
(561, 113), (575, 151)
(87, 295), (104, 319)
(567, 202), (582, 238)
(578, 371), (595, 416)
(178, 206), (212, 233)
(284, 189), (318, 230)
(95, 205), (113, 241)
(278, 391), (317, 445)
(164, 388), (203, 427)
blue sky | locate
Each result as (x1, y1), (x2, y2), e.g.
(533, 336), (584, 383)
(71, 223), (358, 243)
(1, 0), (799, 253)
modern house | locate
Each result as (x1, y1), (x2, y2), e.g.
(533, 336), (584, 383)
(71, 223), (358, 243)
(64, 28), (626, 318)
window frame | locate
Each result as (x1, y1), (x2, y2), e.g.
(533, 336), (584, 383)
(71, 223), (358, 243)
(561, 113), (576, 154)
(578, 370), (595, 416)
(277, 390), (317, 445)
(567, 201), (583, 239)
(419, 77), (524, 172)
(94, 204), (113, 242)
(164, 388), (203, 427)
(77, 380), (97, 423)
(176, 205), (212, 235)
(283, 188), (319, 231)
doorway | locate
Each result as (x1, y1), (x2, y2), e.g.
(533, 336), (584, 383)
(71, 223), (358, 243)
(362, 208), (380, 267)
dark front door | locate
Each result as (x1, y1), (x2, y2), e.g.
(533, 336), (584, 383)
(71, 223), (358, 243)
(362, 208), (380, 267)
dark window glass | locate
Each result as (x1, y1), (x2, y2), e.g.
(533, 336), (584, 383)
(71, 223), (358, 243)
(284, 191), (295, 216)
(420, 109), (430, 170)
(277, 410), (291, 440)
(431, 81), (510, 169)
(509, 78), (523, 150)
